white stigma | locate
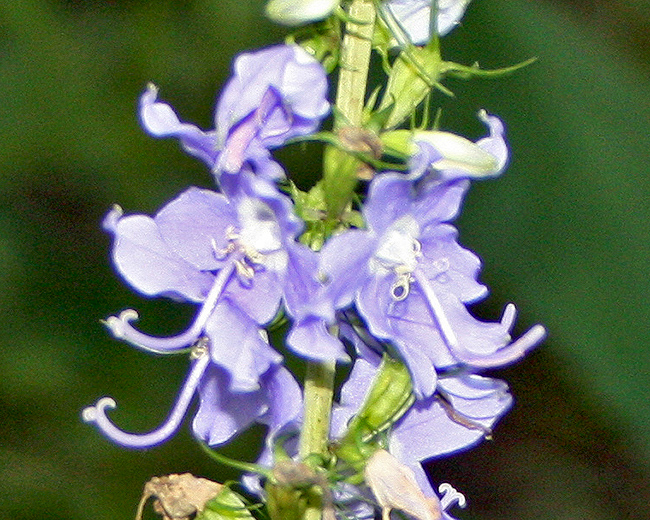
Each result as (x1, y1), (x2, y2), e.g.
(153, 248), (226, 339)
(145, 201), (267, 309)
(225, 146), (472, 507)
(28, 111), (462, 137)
(438, 483), (466, 510)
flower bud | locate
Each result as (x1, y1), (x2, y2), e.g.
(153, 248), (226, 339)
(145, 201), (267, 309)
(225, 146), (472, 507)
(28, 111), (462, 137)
(266, 0), (339, 26)
(413, 130), (499, 177)
(335, 356), (413, 465)
(365, 449), (441, 520)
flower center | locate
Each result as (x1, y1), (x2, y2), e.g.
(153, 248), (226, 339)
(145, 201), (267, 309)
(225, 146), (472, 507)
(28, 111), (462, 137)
(370, 215), (421, 301)
(215, 198), (288, 281)
(237, 197), (282, 253)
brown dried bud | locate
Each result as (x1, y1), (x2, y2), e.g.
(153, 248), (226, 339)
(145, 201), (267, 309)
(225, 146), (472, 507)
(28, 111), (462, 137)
(136, 473), (222, 520)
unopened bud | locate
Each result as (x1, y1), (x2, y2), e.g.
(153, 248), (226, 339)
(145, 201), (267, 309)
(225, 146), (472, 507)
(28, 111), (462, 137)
(365, 450), (441, 520)
(266, 0), (338, 26)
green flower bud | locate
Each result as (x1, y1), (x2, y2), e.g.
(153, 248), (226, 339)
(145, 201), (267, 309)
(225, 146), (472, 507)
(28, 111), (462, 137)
(379, 46), (443, 130)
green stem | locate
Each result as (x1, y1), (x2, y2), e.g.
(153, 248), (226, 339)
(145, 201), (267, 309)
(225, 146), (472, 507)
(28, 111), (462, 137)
(298, 5), (376, 520)
(199, 442), (272, 478)
(301, 0), (376, 457)
(298, 360), (336, 461)
(335, 0), (375, 128)
(323, 0), (376, 220)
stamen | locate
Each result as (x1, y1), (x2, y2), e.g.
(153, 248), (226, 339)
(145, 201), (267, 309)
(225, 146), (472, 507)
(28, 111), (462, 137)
(225, 226), (240, 241)
(190, 336), (210, 359)
(243, 247), (265, 266)
(435, 394), (493, 439)
(235, 259), (256, 282)
(211, 237), (235, 260)
(412, 269), (459, 349)
(81, 352), (210, 449)
(438, 483), (466, 510)
(104, 261), (236, 353)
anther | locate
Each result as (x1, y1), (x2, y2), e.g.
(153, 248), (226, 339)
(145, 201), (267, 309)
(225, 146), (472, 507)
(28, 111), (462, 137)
(391, 273), (412, 301)
(190, 337), (210, 359)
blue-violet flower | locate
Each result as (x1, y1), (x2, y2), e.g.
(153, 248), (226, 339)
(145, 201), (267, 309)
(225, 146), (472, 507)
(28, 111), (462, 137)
(321, 173), (546, 398)
(139, 45), (329, 191)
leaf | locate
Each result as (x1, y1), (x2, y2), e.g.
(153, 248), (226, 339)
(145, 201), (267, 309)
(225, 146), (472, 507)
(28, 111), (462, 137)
(196, 486), (255, 520)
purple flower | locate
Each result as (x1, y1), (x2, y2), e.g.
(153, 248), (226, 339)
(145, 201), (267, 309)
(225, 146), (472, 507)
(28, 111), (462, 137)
(83, 174), (310, 448)
(102, 171), (351, 385)
(386, 0), (472, 44)
(322, 174), (546, 398)
(140, 45), (329, 188)
(193, 362), (302, 448)
(389, 374), (512, 467)
(332, 341), (504, 517)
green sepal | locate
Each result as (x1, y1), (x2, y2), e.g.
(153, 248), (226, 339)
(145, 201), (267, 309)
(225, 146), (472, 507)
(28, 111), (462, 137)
(322, 144), (361, 220)
(334, 355), (414, 466)
(380, 129), (416, 160)
(378, 45), (447, 130)
(196, 486), (256, 520)
(265, 462), (331, 520)
(442, 56), (538, 80)
(364, 96), (395, 135)
(291, 181), (339, 249)
(266, 483), (309, 520)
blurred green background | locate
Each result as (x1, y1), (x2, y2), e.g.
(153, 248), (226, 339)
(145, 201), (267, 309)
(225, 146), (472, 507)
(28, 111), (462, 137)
(2, 0), (650, 519)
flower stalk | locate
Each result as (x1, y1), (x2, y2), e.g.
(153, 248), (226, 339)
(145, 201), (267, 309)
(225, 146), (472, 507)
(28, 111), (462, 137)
(82, 3), (548, 520)
(300, 0), (377, 468)
(299, 359), (337, 462)
(323, 0), (376, 220)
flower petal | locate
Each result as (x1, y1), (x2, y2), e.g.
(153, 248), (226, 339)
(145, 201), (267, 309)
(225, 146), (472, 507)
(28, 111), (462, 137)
(155, 187), (237, 271)
(105, 207), (213, 302)
(205, 302), (282, 392)
(139, 84), (219, 167)
(389, 374), (512, 463)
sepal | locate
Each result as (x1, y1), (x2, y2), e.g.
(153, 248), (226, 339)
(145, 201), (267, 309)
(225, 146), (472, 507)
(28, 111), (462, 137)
(196, 486), (256, 520)
(335, 355), (414, 465)
(265, 461), (333, 520)
(378, 46), (447, 130)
